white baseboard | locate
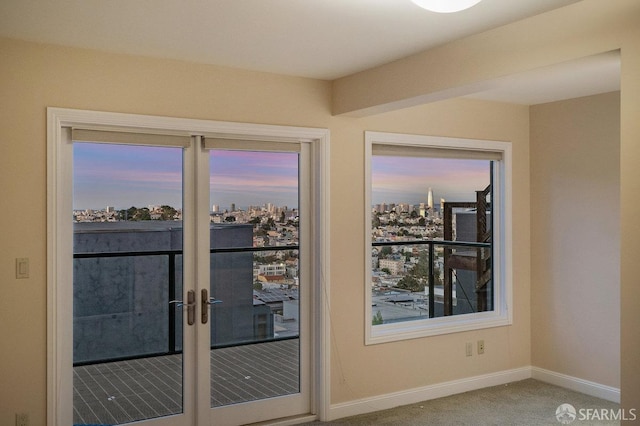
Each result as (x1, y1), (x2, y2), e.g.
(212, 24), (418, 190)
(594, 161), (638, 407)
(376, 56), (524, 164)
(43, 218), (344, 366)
(328, 367), (532, 421)
(326, 366), (620, 421)
(263, 414), (319, 426)
(531, 367), (620, 403)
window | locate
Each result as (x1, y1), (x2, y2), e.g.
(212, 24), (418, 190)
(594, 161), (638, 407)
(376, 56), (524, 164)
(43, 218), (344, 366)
(365, 132), (512, 344)
(47, 108), (331, 425)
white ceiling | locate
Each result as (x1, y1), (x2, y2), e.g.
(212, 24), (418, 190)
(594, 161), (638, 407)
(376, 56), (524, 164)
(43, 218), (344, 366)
(0, 0), (620, 105)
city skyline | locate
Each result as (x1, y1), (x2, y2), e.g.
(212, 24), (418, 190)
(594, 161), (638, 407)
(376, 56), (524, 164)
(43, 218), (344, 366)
(73, 143), (299, 210)
(210, 150), (299, 210)
(73, 143), (491, 210)
(73, 143), (183, 210)
(371, 156), (491, 206)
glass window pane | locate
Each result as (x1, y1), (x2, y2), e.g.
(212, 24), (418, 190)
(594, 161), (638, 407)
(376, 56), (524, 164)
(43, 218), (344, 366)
(209, 150), (301, 407)
(72, 143), (184, 425)
(371, 155), (493, 326)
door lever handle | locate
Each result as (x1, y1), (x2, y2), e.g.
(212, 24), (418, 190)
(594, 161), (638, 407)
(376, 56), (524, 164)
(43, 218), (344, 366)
(201, 289), (223, 324)
(170, 289), (196, 325)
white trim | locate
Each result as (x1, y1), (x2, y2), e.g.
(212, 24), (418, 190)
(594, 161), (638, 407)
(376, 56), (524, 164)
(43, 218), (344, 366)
(314, 130), (332, 421)
(327, 366), (620, 421)
(47, 107), (327, 142)
(47, 107), (331, 425)
(259, 414), (319, 426)
(46, 109), (56, 426)
(328, 367), (531, 421)
(47, 115), (74, 426)
(364, 131), (513, 344)
(531, 367), (620, 403)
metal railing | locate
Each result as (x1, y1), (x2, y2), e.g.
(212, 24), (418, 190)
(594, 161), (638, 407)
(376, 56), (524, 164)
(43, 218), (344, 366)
(372, 239), (491, 319)
(73, 244), (299, 366)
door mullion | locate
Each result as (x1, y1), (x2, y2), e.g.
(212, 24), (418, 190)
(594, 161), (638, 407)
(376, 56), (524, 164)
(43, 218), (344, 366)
(178, 136), (198, 426)
(194, 135), (213, 425)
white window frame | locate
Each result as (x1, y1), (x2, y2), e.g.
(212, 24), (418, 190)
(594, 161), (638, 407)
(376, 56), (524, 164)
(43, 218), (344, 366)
(47, 107), (332, 424)
(365, 131), (512, 345)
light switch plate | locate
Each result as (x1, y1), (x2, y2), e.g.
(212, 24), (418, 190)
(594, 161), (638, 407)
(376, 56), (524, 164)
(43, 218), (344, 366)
(16, 258), (29, 279)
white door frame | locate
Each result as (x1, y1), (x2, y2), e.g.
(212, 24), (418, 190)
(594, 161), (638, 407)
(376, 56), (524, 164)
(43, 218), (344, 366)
(47, 107), (331, 425)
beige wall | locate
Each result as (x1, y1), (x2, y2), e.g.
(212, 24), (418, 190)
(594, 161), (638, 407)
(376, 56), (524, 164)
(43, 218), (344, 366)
(332, 0), (640, 412)
(530, 92), (620, 388)
(0, 37), (532, 424)
(5, 0), (640, 422)
(329, 99), (531, 404)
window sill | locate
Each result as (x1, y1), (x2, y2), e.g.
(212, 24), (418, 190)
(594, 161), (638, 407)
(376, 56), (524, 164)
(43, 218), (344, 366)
(366, 310), (512, 345)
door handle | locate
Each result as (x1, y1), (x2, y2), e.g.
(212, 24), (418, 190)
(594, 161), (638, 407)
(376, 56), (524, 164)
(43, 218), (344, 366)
(170, 289), (196, 326)
(201, 288), (223, 324)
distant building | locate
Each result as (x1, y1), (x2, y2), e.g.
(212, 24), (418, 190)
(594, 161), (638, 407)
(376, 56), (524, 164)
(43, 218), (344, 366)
(379, 258), (405, 275)
(258, 263), (287, 276)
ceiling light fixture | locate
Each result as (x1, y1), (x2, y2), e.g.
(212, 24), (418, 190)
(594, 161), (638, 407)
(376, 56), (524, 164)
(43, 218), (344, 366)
(410, 0), (483, 13)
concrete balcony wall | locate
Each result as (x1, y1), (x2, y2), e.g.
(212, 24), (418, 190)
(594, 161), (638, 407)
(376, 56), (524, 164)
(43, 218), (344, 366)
(73, 222), (259, 363)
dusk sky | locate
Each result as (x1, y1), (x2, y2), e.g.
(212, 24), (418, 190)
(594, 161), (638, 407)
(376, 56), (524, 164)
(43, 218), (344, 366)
(73, 143), (300, 210)
(73, 143), (490, 211)
(209, 150), (299, 209)
(73, 143), (184, 210)
(371, 156), (491, 206)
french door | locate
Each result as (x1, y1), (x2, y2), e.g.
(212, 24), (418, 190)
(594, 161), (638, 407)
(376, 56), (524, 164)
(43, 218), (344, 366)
(48, 108), (328, 426)
(196, 138), (312, 426)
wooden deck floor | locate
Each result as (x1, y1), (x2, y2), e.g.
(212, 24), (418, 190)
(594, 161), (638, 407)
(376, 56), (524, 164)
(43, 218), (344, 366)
(73, 339), (299, 425)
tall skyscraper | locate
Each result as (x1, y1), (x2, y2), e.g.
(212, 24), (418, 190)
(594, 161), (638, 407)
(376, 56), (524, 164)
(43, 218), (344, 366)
(427, 187), (434, 210)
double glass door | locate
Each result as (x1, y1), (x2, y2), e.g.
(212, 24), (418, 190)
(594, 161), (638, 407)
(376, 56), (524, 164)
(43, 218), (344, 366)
(69, 132), (310, 426)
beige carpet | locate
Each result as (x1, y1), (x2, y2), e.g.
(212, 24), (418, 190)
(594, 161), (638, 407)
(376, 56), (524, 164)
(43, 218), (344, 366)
(306, 379), (621, 425)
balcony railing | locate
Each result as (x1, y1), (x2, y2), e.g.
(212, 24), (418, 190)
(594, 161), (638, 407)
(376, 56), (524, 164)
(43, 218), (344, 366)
(73, 244), (299, 366)
(372, 239), (492, 321)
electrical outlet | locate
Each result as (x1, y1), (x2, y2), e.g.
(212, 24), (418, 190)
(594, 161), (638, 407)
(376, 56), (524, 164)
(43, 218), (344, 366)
(477, 340), (485, 355)
(465, 342), (473, 357)
(16, 413), (29, 426)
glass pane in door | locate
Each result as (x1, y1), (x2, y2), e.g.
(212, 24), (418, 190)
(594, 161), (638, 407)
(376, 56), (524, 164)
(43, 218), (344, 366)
(209, 150), (301, 407)
(72, 143), (185, 425)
